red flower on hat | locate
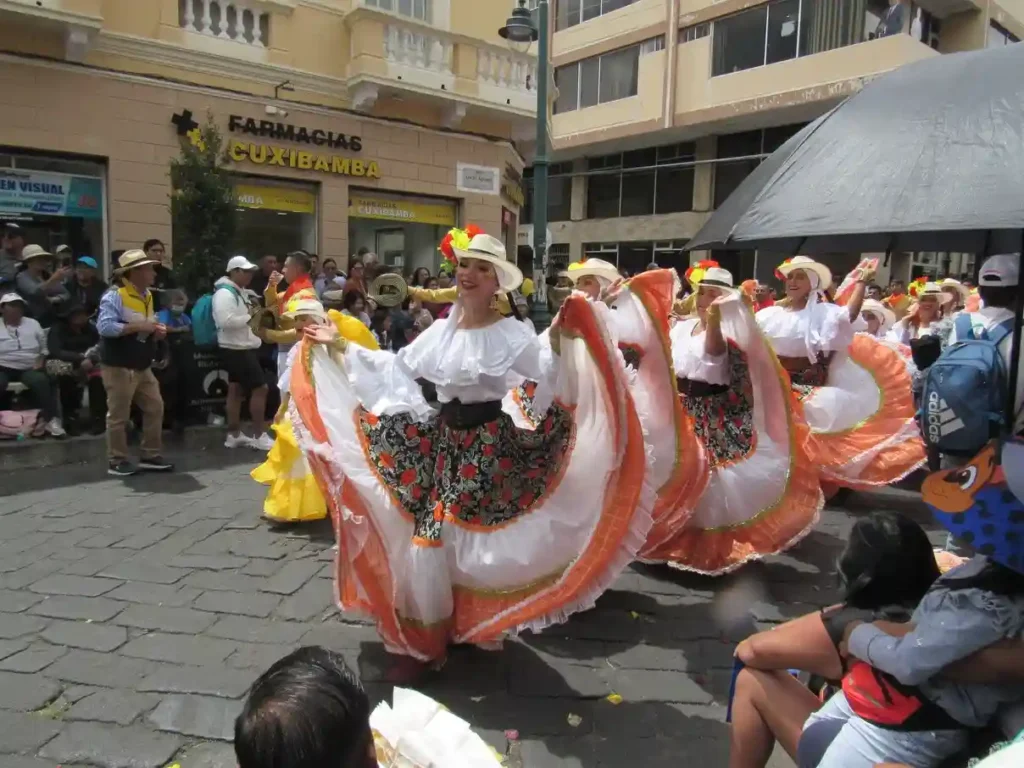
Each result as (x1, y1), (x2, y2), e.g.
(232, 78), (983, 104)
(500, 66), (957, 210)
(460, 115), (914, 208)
(908, 276), (928, 298)
(684, 260), (720, 289)
(774, 257), (795, 281)
(464, 224), (483, 238)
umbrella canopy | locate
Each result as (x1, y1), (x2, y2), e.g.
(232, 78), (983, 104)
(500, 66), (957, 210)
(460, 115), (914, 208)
(687, 43), (1024, 255)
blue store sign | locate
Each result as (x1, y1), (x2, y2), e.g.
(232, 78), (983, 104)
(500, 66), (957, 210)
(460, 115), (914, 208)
(0, 170), (103, 219)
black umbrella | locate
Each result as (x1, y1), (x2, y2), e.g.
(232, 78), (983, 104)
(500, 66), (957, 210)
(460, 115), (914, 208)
(687, 42), (1024, 432)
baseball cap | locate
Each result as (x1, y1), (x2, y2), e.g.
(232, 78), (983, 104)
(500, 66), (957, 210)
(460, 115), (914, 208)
(226, 255), (258, 272)
(3, 222), (22, 236)
(0, 292), (26, 306)
(77, 256), (99, 269)
(979, 253), (1021, 288)
(55, 244), (72, 255)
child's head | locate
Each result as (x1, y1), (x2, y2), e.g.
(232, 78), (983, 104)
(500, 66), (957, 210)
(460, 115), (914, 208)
(838, 512), (940, 610)
(235, 646), (375, 768)
(166, 289), (188, 314)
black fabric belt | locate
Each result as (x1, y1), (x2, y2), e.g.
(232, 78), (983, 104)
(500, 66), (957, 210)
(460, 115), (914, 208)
(676, 377), (728, 397)
(439, 399), (502, 429)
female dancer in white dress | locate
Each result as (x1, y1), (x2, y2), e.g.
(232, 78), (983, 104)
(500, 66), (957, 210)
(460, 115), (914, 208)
(643, 267), (822, 574)
(289, 233), (653, 662)
(756, 257), (925, 490)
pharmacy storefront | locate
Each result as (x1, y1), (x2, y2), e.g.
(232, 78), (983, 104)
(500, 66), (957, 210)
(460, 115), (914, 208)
(348, 191), (458, 274)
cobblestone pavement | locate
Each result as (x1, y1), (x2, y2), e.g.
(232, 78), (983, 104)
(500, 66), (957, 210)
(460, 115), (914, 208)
(0, 450), (931, 768)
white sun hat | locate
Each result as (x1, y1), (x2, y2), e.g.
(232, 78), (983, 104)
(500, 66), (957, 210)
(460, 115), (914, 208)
(566, 258), (620, 287)
(694, 266), (739, 294)
(940, 277), (970, 304)
(282, 298), (327, 322)
(860, 298), (896, 334)
(451, 233), (523, 293)
(777, 256), (833, 291)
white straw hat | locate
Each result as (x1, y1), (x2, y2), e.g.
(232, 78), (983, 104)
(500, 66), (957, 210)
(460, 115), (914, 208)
(567, 258), (620, 287)
(282, 298), (327, 321)
(777, 256), (832, 291)
(694, 266), (739, 294)
(861, 298), (896, 334)
(451, 233), (523, 293)
(940, 278), (970, 304)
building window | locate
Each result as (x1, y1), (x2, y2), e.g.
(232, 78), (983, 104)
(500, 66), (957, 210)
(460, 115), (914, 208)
(553, 42), (643, 113)
(364, 0), (433, 24)
(987, 21), (1020, 47)
(713, 125), (804, 208)
(548, 243), (571, 270)
(585, 142), (696, 219)
(522, 162), (574, 225)
(679, 23), (710, 43)
(640, 36), (666, 55)
(556, 0), (639, 30)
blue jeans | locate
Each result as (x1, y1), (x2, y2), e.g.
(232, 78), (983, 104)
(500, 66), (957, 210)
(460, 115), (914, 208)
(805, 691), (967, 768)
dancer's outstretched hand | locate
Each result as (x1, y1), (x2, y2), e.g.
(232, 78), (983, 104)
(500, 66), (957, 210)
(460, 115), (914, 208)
(305, 323), (340, 345)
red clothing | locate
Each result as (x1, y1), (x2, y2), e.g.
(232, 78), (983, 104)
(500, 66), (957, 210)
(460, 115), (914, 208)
(279, 275), (314, 309)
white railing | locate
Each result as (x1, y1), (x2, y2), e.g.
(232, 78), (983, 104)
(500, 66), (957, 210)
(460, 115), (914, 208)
(477, 49), (537, 94)
(383, 23), (453, 74)
(180, 0), (270, 47)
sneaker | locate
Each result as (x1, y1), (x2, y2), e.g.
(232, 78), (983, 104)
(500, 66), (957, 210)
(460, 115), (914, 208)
(45, 417), (67, 438)
(138, 456), (174, 472)
(252, 433), (274, 451)
(224, 432), (254, 449)
(108, 460), (137, 477)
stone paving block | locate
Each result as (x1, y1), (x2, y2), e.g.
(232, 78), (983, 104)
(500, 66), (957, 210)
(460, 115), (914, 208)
(28, 595), (126, 622)
(0, 671), (61, 711)
(39, 721), (183, 768)
(0, 638), (29, 661)
(239, 558), (282, 576)
(64, 684), (103, 703)
(46, 649), (158, 688)
(169, 554), (250, 571)
(99, 561), (189, 585)
(41, 620), (130, 652)
(0, 589), (43, 614)
(0, 710), (62, 754)
(65, 689), (160, 726)
(607, 667), (715, 704)
(174, 741), (238, 768)
(80, 532), (126, 548)
(0, 560), (64, 590)
(228, 532), (303, 561)
(183, 570), (270, 593)
(138, 664), (255, 699)
(114, 525), (177, 550)
(121, 632), (238, 666)
(106, 582), (202, 608)
(508, 661), (612, 699)
(262, 559), (321, 595)
(148, 694), (243, 741)
(0, 642), (67, 673)
(225, 642), (294, 672)
(0, 757), (60, 768)
(0, 532), (51, 555)
(58, 549), (132, 577)
(207, 614), (310, 645)
(301, 621), (394, 651)
(275, 579), (333, 621)
(223, 515), (261, 530)
(115, 603), (218, 634)
(28, 574), (122, 597)
(194, 589), (280, 618)
(0, 612), (47, 639)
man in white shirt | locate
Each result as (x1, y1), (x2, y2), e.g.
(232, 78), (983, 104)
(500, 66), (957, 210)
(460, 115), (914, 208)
(0, 292), (65, 436)
(213, 256), (272, 450)
(949, 253), (1024, 434)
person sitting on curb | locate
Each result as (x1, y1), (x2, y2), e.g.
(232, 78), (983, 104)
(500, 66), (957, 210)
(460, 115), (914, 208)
(0, 292), (65, 437)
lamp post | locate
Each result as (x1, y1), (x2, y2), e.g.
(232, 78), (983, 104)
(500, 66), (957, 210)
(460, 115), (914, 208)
(500, 0), (551, 329)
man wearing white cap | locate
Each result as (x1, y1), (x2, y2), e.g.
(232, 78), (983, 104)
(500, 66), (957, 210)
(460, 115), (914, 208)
(0, 292), (64, 436)
(214, 256), (272, 451)
(950, 253), (1024, 433)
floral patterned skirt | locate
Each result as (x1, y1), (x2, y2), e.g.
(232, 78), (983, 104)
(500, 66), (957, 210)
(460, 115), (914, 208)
(357, 405), (575, 544)
(679, 346), (755, 468)
(510, 380), (546, 428)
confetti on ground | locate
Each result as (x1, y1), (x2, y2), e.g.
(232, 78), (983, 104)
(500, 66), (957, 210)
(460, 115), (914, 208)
(606, 693), (623, 705)
(567, 713), (583, 727)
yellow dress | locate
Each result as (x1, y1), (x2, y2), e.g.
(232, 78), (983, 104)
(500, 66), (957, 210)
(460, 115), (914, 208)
(251, 311), (379, 522)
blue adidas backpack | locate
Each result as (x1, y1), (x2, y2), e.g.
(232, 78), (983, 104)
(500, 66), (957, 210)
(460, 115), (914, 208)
(920, 314), (1013, 456)
(191, 284), (241, 348)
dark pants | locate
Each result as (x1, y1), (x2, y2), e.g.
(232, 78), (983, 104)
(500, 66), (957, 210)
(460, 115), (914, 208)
(0, 366), (57, 419)
(57, 374), (107, 428)
(156, 363), (189, 428)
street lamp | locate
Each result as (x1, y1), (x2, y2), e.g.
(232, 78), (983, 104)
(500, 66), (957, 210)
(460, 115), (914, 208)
(500, 0), (551, 329)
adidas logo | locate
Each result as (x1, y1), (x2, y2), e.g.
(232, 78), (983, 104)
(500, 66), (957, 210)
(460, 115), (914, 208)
(926, 391), (965, 442)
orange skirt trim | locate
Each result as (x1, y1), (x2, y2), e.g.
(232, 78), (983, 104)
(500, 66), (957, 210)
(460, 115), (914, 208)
(806, 334), (925, 487)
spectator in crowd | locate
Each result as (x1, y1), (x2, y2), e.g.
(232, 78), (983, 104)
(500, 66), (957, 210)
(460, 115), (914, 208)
(341, 290), (371, 327)
(315, 258), (346, 299)
(249, 255), (282, 298)
(866, 283), (884, 301)
(97, 249), (172, 477)
(47, 303), (104, 435)
(343, 258), (368, 297)
(370, 306), (392, 349)
(263, 251), (317, 375)
(16, 245), (71, 326)
(308, 253), (320, 279)
(437, 271), (453, 290)
(876, 0), (906, 38)
(409, 266), (431, 288)
(143, 238), (176, 310)
(64, 256), (106, 318)
(155, 288), (192, 434)
(0, 222), (25, 289)
(0, 293), (65, 436)
(234, 646), (376, 768)
(214, 256), (272, 450)
(885, 279), (912, 319)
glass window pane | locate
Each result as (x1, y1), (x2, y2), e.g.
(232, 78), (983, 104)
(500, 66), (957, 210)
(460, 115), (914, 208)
(597, 46), (639, 104)
(587, 154), (621, 170)
(554, 64), (579, 113)
(714, 159), (758, 208)
(557, 0), (581, 30)
(657, 142), (695, 163)
(620, 171), (655, 217)
(579, 57), (600, 108)
(717, 130), (762, 158)
(763, 123), (806, 153)
(602, 0), (633, 13)
(712, 6), (768, 76)
(587, 174), (621, 218)
(766, 0), (799, 64)
(582, 0), (601, 22)
(398, 0), (412, 15)
(623, 148), (657, 169)
(655, 167), (695, 214)
(619, 242), (653, 275)
(548, 176), (573, 222)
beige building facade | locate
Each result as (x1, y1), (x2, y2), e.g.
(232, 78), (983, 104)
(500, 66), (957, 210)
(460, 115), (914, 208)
(519, 0), (1024, 286)
(0, 0), (535, 276)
